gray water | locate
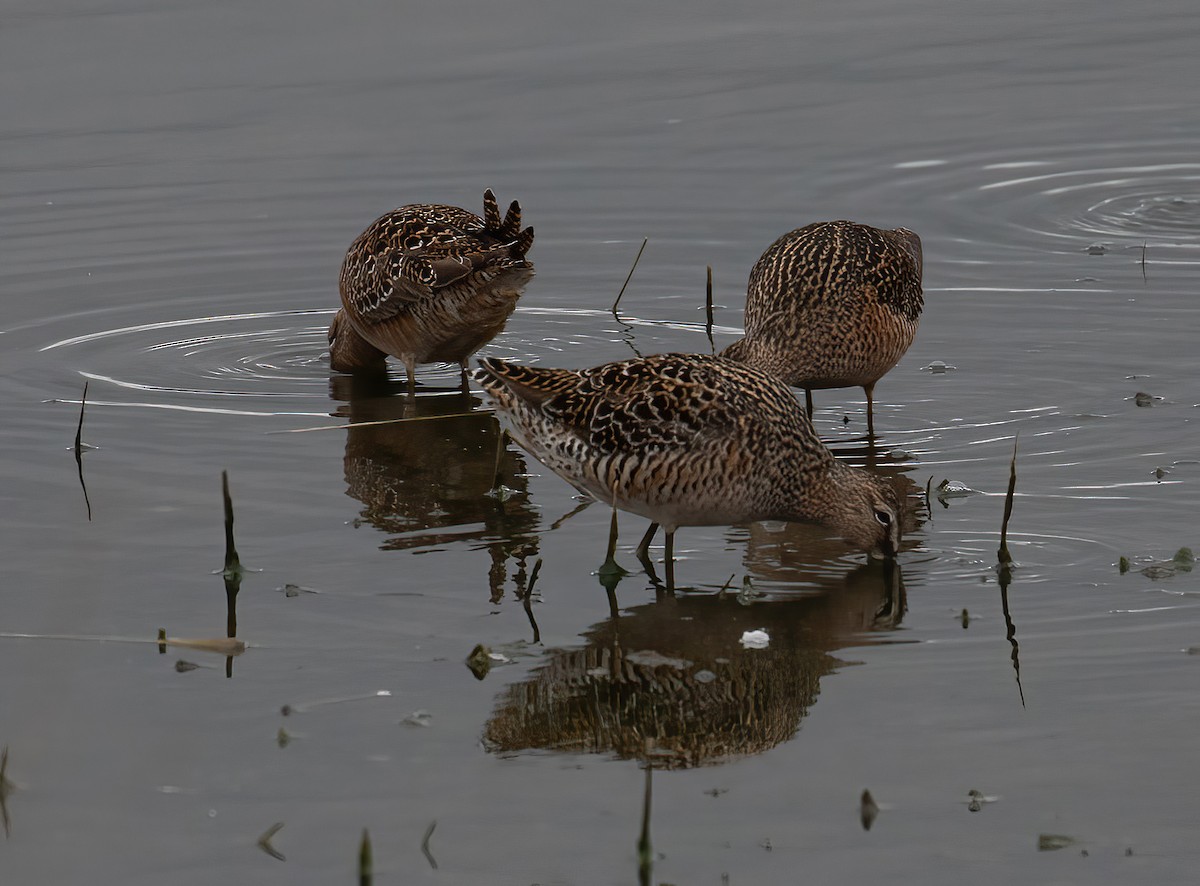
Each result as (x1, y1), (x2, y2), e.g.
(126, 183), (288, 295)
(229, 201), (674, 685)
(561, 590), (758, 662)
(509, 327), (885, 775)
(4, 1), (1200, 883)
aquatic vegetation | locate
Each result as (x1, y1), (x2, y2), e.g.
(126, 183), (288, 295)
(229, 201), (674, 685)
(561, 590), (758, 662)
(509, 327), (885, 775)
(611, 237), (649, 314)
(1133, 391), (1160, 407)
(860, 789), (879, 831)
(466, 644), (495, 681)
(1037, 833), (1079, 851)
(359, 828), (372, 886)
(1120, 547), (1195, 580)
(256, 821), (286, 861)
(0, 746), (13, 838)
(421, 820), (438, 871)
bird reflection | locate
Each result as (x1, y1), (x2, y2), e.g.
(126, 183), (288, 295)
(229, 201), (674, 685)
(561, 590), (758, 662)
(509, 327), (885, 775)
(330, 374), (540, 601)
(734, 465), (925, 591)
(483, 560), (905, 768)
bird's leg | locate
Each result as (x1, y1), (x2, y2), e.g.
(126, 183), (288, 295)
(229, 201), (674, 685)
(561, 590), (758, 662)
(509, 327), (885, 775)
(459, 360), (470, 394)
(805, 388), (814, 417)
(405, 358), (417, 399)
(864, 382), (876, 438)
(635, 523), (658, 565)
(635, 522), (661, 586)
(664, 530), (676, 594)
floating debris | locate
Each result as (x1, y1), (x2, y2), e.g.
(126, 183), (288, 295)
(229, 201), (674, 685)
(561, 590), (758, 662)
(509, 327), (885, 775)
(174, 660), (202, 673)
(1152, 466), (1169, 481)
(704, 787), (728, 798)
(1133, 391), (1159, 407)
(1038, 833), (1080, 852)
(157, 629), (245, 657)
(961, 608), (971, 628)
(276, 728), (291, 748)
(740, 629), (770, 650)
(489, 484), (517, 502)
(1086, 243), (1108, 255)
(920, 360), (957, 373)
(737, 576), (766, 607)
(402, 710), (434, 728)
(281, 583), (321, 597)
(964, 788), (1000, 812)
(1119, 556), (1131, 574)
(281, 690), (391, 716)
(860, 789), (879, 831)
(888, 448), (915, 461)
(466, 644), (494, 680)
(936, 479), (979, 505)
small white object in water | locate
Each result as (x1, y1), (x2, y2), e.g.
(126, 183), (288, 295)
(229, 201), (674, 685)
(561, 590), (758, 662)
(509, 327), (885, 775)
(937, 479), (979, 499)
(740, 629), (770, 649)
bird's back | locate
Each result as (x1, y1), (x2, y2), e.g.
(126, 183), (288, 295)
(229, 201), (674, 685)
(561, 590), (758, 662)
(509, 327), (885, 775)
(331, 190), (535, 373)
(340, 193), (534, 323)
(731, 220), (923, 391)
(478, 353), (832, 528)
(746, 220), (922, 333)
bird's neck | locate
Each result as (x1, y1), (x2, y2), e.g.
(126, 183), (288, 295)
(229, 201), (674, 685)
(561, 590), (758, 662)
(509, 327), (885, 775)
(719, 336), (791, 377)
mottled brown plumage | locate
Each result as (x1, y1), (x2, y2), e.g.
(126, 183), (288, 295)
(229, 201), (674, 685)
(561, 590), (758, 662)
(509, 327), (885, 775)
(722, 220), (923, 434)
(477, 353), (901, 589)
(329, 190), (534, 389)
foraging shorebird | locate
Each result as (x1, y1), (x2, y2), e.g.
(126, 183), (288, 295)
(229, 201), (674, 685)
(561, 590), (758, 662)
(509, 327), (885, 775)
(721, 220), (923, 435)
(477, 352), (902, 590)
(329, 190), (535, 391)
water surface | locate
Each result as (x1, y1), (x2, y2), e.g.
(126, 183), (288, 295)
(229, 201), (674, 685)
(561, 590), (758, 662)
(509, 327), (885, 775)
(3, 1), (1200, 882)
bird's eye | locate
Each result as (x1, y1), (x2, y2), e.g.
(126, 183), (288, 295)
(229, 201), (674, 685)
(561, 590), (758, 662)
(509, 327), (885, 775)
(874, 510), (892, 526)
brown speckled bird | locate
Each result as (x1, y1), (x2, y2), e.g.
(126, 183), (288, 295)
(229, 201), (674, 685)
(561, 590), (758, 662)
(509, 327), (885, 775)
(477, 353), (901, 590)
(721, 220), (923, 435)
(328, 190), (534, 391)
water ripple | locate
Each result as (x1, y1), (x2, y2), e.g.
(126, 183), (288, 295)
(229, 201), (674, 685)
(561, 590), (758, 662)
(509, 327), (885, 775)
(888, 138), (1200, 265)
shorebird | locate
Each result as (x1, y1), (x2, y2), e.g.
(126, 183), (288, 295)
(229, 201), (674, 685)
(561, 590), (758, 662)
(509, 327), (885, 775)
(329, 189), (534, 392)
(477, 352), (902, 590)
(722, 220), (923, 435)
